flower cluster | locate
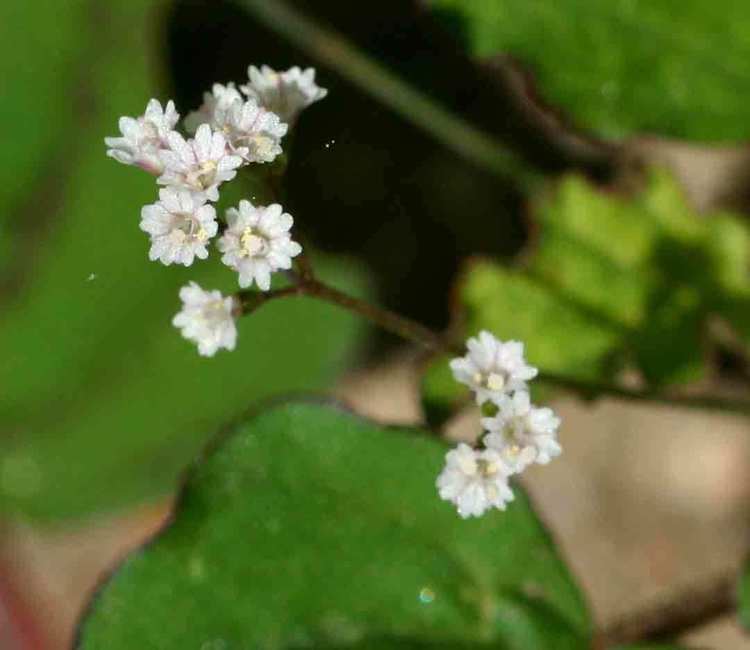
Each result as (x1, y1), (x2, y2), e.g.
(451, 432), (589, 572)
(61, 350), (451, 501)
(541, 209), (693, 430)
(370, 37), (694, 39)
(437, 331), (562, 518)
(105, 65), (327, 356)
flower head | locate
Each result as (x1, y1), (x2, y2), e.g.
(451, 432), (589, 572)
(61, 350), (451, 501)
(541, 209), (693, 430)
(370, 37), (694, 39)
(184, 83), (244, 134)
(140, 188), (218, 266)
(241, 65), (328, 124)
(105, 99), (179, 174)
(221, 99), (288, 163)
(436, 443), (515, 518)
(482, 390), (562, 472)
(450, 331), (538, 405)
(218, 200), (302, 290)
(172, 282), (238, 357)
(158, 124), (243, 201)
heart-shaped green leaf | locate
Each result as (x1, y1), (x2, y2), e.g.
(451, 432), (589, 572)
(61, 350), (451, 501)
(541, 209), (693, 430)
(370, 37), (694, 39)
(76, 400), (590, 649)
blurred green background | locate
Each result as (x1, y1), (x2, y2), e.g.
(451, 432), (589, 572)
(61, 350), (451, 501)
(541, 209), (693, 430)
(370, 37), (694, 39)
(2, 1), (750, 649)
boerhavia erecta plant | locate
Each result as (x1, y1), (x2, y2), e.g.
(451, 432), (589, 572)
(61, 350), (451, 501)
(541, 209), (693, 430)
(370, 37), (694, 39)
(88, 10), (750, 640)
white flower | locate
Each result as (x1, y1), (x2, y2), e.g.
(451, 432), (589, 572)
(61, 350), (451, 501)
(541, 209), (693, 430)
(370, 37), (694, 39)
(184, 83), (244, 134)
(158, 124), (243, 201)
(482, 390), (562, 472)
(105, 99), (179, 174)
(436, 443), (515, 518)
(172, 282), (238, 357)
(140, 188), (218, 266)
(221, 98), (288, 163)
(218, 200), (302, 290)
(450, 331), (538, 405)
(241, 65), (328, 124)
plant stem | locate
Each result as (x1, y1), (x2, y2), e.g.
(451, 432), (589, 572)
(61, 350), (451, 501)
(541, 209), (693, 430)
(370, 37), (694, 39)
(238, 0), (539, 189)
(239, 276), (750, 417)
(240, 277), (444, 351)
(593, 570), (737, 648)
(537, 371), (750, 416)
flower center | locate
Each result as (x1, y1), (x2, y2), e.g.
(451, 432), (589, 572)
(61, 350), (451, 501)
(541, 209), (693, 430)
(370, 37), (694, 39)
(473, 371), (506, 391)
(175, 214), (209, 243)
(140, 120), (162, 147)
(200, 299), (228, 327)
(240, 227), (268, 257)
(509, 415), (533, 441)
(189, 160), (217, 190)
(505, 443), (522, 457)
(476, 458), (499, 479)
(245, 134), (275, 159)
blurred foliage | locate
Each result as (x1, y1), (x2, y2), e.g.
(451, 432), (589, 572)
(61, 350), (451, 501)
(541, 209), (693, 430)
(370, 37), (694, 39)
(77, 400), (590, 650)
(430, 0), (750, 142)
(0, 1), (86, 230)
(422, 170), (750, 421)
(740, 561), (750, 631)
(614, 646), (689, 650)
(0, 0), (369, 522)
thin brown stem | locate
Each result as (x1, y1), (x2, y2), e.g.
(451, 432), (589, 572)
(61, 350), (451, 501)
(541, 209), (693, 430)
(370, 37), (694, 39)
(238, 284), (303, 314)
(237, 277), (750, 417)
(303, 278), (444, 350)
(537, 371), (750, 416)
(241, 277), (444, 351)
(593, 570), (737, 648)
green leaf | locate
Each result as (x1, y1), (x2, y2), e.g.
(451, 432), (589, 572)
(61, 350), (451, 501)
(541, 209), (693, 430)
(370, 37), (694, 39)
(740, 559), (750, 631)
(0, 2), (368, 521)
(0, 1), (86, 226)
(76, 400), (590, 649)
(462, 262), (622, 380)
(288, 640), (520, 650)
(423, 170), (750, 414)
(719, 291), (750, 349)
(613, 645), (691, 650)
(430, 0), (750, 142)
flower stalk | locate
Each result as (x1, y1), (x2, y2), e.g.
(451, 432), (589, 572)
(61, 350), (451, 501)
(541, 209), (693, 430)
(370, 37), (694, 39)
(239, 270), (750, 418)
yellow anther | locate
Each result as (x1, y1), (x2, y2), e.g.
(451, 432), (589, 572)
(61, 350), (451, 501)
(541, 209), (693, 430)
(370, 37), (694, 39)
(486, 372), (506, 391)
(240, 228), (266, 256)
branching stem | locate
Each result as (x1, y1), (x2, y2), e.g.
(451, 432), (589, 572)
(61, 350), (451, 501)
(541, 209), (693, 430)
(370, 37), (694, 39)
(239, 276), (444, 351)
(238, 275), (750, 417)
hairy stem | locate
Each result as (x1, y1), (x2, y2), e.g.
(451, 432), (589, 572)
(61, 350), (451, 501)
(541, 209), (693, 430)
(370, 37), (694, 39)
(238, 0), (539, 188)
(238, 276), (750, 417)
(593, 570), (737, 648)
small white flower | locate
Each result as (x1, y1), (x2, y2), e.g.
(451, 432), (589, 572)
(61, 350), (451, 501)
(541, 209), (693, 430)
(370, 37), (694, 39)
(482, 390), (562, 472)
(140, 188), (218, 266)
(436, 443), (515, 518)
(218, 200), (302, 290)
(105, 99), (179, 174)
(221, 98), (288, 163)
(184, 83), (244, 134)
(172, 282), (238, 357)
(158, 124), (243, 201)
(450, 331), (538, 405)
(241, 65), (328, 124)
